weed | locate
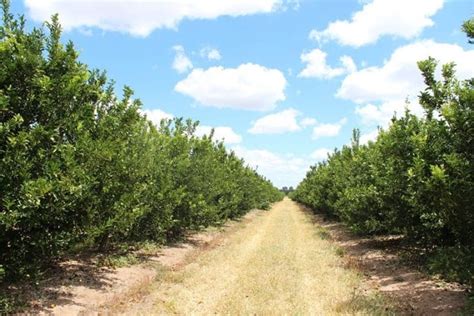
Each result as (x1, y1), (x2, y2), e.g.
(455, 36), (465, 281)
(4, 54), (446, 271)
(315, 227), (331, 240)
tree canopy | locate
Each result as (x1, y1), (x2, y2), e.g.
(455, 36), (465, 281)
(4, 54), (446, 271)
(0, 1), (283, 282)
(292, 16), (474, 287)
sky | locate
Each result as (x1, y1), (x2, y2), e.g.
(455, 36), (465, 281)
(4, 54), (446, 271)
(11, 0), (474, 188)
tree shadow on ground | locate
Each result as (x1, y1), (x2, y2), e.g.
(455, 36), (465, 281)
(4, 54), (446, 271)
(1, 256), (117, 314)
(299, 204), (469, 315)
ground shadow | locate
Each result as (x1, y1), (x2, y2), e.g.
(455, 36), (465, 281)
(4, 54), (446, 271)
(1, 255), (118, 314)
(298, 204), (469, 315)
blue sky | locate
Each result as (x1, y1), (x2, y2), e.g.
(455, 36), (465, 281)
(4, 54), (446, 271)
(12, 0), (474, 187)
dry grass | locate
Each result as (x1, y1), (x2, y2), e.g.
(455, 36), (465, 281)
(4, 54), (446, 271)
(132, 198), (392, 315)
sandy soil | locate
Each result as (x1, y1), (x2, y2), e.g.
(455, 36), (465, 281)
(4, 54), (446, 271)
(305, 205), (469, 315)
(13, 210), (261, 315)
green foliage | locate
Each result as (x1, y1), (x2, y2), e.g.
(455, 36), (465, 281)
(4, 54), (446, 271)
(334, 246), (345, 257)
(427, 246), (473, 286)
(462, 16), (474, 44)
(0, 2), (283, 283)
(292, 20), (474, 287)
(315, 227), (331, 240)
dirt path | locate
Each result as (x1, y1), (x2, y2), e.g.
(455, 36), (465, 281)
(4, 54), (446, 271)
(18, 211), (263, 315)
(20, 198), (468, 315)
(126, 198), (388, 315)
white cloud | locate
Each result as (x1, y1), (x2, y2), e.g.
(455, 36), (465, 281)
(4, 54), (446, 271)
(195, 126), (242, 144)
(340, 40), (474, 131)
(312, 118), (347, 139)
(338, 40), (474, 104)
(299, 49), (356, 79)
(310, 0), (444, 47)
(172, 45), (193, 74)
(360, 129), (380, 144)
(249, 108), (301, 134)
(248, 109), (319, 134)
(300, 117), (317, 127)
(25, 0), (287, 37)
(175, 63), (287, 111)
(140, 109), (174, 125)
(200, 47), (222, 61)
(340, 55), (357, 74)
(311, 148), (332, 161)
(355, 100), (424, 128)
(232, 146), (312, 188)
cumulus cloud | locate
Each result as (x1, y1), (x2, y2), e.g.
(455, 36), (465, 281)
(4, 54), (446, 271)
(355, 100), (424, 128)
(249, 108), (301, 134)
(311, 148), (332, 161)
(312, 118), (347, 139)
(140, 109), (174, 125)
(175, 63), (287, 111)
(299, 49), (356, 79)
(338, 40), (474, 104)
(338, 40), (473, 131)
(195, 126), (242, 144)
(310, 0), (444, 47)
(172, 45), (193, 74)
(232, 146), (312, 187)
(340, 55), (357, 74)
(25, 0), (286, 37)
(300, 117), (317, 127)
(200, 47), (222, 61)
(360, 129), (380, 145)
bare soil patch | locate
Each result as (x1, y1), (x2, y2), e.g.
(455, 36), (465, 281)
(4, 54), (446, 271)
(4, 210), (262, 315)
(303, 205), (469, 315)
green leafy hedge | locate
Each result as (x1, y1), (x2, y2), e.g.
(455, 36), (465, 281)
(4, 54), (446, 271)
(0, 1), (283, 282)
(292, 18), (474, 287)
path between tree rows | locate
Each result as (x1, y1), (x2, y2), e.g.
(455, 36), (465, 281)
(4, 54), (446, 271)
(125, 198), (388, 315)
(29, 198), (467, 315)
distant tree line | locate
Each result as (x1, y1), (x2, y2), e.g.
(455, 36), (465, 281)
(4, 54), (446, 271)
(292, 17), (474, 287)
(280, 186), (294, 195)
